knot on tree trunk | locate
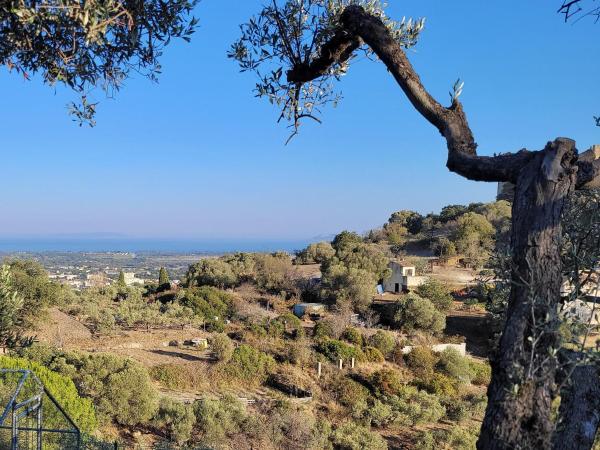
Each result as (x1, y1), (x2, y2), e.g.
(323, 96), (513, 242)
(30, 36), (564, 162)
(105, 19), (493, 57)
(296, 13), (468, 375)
(541, 138), (578, 183)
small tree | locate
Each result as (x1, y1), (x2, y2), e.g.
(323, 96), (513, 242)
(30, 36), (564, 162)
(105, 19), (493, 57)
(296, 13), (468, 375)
(158, 267), (171, 287)
(211, 333), (234, 364)
(416, 279), (454, 312)
(185, 259), (238, 289)
(392, 294), (445, 335)
(117, 270), (126, 287)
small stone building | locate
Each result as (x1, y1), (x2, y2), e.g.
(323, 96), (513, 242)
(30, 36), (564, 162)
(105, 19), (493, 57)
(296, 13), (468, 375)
(383, 262), (426, 293)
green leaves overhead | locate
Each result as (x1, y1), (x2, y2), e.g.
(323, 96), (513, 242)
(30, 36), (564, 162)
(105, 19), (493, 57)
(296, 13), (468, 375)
(1, 0), (198, 124)
(229, 0), (424, 141)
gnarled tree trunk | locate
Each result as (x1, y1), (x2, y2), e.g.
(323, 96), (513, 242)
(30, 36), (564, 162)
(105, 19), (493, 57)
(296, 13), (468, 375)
(479, 139), (578, 449)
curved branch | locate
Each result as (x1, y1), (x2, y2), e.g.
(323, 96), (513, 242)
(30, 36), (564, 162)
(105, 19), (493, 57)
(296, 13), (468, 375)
(287, 5), (531, 183)
(287, 29), (361, 83)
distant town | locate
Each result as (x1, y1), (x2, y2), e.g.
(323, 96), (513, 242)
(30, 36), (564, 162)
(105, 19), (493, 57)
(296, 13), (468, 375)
(0, 252), (209, 289)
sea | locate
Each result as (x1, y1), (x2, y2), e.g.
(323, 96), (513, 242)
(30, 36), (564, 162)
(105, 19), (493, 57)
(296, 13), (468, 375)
(0, 238), (313, 254)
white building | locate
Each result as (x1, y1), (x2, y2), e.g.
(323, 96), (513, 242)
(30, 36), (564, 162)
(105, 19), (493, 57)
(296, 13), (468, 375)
(124, 272), (145, 286)
(383, 262), (427, 293)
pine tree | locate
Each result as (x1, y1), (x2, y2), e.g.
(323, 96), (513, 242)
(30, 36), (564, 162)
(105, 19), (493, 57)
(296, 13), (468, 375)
(159, 267), (170, 287)
(117, 270), (126, 287)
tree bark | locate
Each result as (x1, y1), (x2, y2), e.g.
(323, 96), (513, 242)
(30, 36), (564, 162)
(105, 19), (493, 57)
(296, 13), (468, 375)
(478, 138), (579, 449)
(553, 359), (600, 450)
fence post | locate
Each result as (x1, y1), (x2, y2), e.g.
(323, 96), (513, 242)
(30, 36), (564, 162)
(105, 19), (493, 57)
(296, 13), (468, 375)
(317, 362), (322, 378)
(351, 357), (355, 369)
(338, 359), (343, 370)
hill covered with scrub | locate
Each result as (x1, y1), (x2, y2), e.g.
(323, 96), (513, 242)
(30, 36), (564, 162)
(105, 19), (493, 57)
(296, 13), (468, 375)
(0, 199), (580, 449)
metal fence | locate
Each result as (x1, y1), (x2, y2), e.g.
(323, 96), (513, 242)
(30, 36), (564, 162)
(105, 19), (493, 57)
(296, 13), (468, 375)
(0, 369), (82, 450)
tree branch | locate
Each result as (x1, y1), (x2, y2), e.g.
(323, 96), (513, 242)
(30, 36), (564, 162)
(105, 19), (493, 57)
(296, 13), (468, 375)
(286, 28), (361, 83)
(287, 5), (530, 183)
(576, 158), (600, 188)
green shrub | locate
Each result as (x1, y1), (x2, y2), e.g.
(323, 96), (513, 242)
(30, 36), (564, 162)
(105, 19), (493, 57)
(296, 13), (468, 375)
(436, 348), (474, 383)
(368, 399), (395, 428)
(225, 344), (275, 385)
(370, 369), (405, 397)
(363, 346), (385, 363)
(331, 422), (388, 450)
(387, 385), (446, 426)
(470, 360), (492, 386)
(464, 392), (487, 419)
(268, 313), (304, 338)
(342, 327), (363, 346)
(184, 259), (238, 289)
(413, 430), (436, 450)
(443, 398), (471, 422)
(150, 364), (191, 390)
(316, 339), (364, 363)
(211, 333), (234, 363)
(437, 425), (479, 450)
(25, 350), (158, 426)
(367, 331), (395, 358)
(332, 376), (370, 409)
(261, 403), (334, 450)
(416, 278), (454, 312)
(405, 347), (437, 376)
(285, 338), (312, 366)
(314, 321), (336, 340)
(153, 397), (195, 444)
(0, 355), (97, 433)
(414, 426), (479, 450)
(415, 372), (458, 397)
(247, 322), (268, 338)
(392, 294), (446, 334)
(180, 286), (234, 330)
(193, 395), (248, 447)
(97, 358), (158, 425)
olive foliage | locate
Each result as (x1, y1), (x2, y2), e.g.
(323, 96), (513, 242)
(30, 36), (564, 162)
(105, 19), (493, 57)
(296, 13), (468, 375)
(1, 0), (197, 124)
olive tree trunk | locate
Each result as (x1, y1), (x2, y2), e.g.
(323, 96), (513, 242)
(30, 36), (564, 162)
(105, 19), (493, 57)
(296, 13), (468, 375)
(478, 139), (578, 449)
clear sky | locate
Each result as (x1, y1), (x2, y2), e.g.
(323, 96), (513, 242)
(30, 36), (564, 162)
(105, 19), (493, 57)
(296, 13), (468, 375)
(0, 1), (598, 241)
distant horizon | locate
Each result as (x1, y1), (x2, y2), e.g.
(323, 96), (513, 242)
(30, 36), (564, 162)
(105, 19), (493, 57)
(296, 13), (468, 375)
(0, 236), (321, 254)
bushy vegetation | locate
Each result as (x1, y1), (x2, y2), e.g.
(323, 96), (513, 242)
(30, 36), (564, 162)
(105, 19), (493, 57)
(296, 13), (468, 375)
(392, 294), (446, 334)
(331, 422), (388, 450)
(436, 348), (474, 383)
(18, 346), (158, 426)
(153, 397), (195, 444)
(225, 344), (276, 385)
(211, 333), (234, 363)
(179, 286), (235, 331)
(367, 330), (396, 358)
(316, 339), (364, 363)
(0, 200), (511, 447)
(0, 355), (97, 433)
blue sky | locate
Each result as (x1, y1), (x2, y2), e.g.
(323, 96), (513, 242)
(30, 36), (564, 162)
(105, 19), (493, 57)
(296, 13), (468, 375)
(0, 1), (598, 240)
